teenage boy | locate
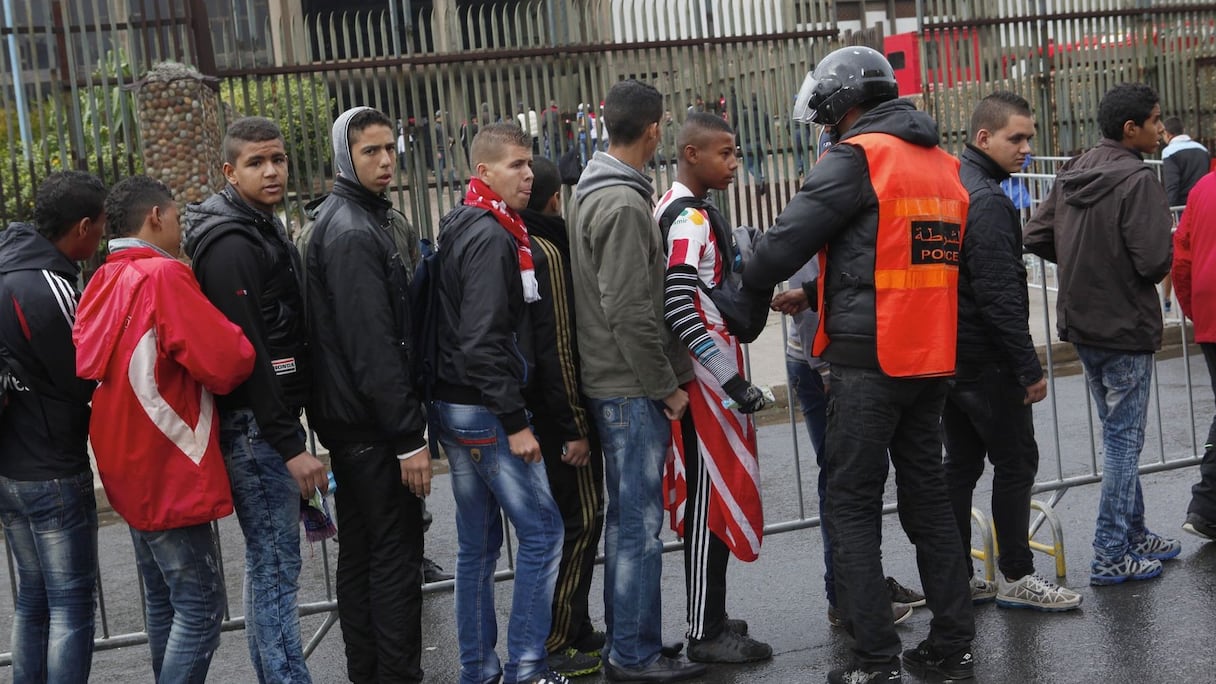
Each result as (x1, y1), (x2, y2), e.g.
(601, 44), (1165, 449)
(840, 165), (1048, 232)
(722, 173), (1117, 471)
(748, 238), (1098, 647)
(305, 106), (430, 683)
(74, 175), (256, 683)
(569, 79), (706, 682)
(1025, 83), (1179, 586)
(430, 123), (566, 684)
(656, 112), (772, 665)
(945, 92), (1081, 610)
(520, 157), (604, 679)
(0, 170), (106, 684)
(184, 116), (325, 683)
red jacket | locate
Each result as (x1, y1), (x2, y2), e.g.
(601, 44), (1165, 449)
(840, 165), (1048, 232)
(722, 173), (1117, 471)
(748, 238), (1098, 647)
(74, 246), (255, 531)
(1173, 172), (1216, 343)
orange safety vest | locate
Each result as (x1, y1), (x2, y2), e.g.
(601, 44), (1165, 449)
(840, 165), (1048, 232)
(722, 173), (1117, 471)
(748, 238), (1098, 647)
(812, 132), (969, 378)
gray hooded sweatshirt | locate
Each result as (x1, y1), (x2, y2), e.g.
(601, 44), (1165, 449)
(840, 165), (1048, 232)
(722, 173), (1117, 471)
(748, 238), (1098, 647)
(568, 151), (693, 400)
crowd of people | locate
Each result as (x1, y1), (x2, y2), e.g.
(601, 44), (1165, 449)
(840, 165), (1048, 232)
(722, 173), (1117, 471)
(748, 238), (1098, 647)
(0, 43), (1211, 684)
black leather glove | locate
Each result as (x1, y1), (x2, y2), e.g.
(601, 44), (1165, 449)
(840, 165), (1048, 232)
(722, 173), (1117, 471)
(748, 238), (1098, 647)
(723, 375), (767, 414)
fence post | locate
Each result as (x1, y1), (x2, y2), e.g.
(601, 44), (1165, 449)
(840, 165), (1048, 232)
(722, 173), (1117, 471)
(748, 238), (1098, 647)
(131, 62), (224, 207)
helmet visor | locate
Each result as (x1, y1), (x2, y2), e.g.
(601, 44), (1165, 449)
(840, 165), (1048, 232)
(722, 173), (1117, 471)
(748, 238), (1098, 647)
(792, 70), (820, 124)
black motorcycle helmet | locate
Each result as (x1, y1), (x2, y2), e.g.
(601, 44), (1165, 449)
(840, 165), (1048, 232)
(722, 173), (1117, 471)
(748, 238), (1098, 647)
(792, 46), (899, 126)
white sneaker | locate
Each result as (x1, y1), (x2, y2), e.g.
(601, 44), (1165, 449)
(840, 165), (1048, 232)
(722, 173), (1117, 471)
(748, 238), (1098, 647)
(996, 573), (1082, 612)
(970, 575), (997, 604)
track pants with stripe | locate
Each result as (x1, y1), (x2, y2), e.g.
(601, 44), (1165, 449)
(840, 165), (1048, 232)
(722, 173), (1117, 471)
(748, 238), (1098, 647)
(677, 412), (730, 641)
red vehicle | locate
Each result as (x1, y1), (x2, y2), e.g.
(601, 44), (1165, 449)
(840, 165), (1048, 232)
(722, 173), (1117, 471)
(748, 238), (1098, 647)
(884, 29), (981, 97)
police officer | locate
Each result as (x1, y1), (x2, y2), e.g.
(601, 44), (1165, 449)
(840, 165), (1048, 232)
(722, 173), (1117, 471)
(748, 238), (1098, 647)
(743, 47), (976, 684)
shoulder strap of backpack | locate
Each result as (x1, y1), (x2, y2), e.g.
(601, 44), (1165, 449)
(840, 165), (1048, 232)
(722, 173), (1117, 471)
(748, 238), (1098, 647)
(659, 196), (737, 282)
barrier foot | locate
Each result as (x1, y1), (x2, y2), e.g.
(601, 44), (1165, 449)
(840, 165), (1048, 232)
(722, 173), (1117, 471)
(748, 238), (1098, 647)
(969, 507), (996, 582)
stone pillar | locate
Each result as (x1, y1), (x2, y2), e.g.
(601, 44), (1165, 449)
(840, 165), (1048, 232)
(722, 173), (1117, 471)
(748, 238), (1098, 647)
(133, 62), (223, 206)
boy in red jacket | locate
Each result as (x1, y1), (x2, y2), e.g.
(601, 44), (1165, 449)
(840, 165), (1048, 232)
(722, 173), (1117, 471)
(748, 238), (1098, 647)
(73, 175), (256, 684)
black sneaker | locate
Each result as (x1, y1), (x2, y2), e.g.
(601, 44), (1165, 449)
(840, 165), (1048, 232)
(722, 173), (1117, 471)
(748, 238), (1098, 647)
(547, 648), (602, 678)
(522, 670), (572, 684)
(422, 557), (454, 583)
(570, 630), (606, 657)
(885, 576), (926, 607)
(603, 655), (707, 682)
(724, 614), (749, 636)
(901, 640), (975, 680)
(1184, 511), (1216, 541)
(827, 658), (902, 683)
(687, 628), (773, 664)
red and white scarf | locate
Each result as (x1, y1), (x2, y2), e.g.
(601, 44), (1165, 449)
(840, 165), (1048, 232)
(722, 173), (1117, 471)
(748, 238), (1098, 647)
(465, 177), (540, 302)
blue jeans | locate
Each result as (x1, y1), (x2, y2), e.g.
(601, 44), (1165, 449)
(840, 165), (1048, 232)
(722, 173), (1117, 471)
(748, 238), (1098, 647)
(0, 469), (97, 684)
(1074, 345), (1154, 560)
(588, 396), (669, 669)
(431, 401), (562, 684)
(786, 357), (833, 604)
(219, 409), (311, 684)
(130, 522), (225, 684)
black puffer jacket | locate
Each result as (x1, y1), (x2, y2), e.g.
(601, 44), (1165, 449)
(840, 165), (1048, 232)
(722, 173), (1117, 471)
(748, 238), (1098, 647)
(183, 186), (311, 461)
(304, 177), (426, 454)
(956, 146), (1042, 386)
(743, 98), (945, 369)
(433, 204), (542, 434)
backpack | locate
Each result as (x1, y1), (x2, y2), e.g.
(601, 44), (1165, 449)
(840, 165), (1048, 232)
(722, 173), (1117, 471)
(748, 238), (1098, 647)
(409, 238), (442, 397)
(658, 197), (772, 344)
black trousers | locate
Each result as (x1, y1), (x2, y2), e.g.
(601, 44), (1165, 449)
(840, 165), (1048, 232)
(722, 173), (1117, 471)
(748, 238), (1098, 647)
(825, 364), (974, 665)
(1188, 343), (1216, 519)
(942, 362), (1040, 580)
(535, 418), (605, 653)
(678, 412), (731, 641)
(331, 442), (425, 683)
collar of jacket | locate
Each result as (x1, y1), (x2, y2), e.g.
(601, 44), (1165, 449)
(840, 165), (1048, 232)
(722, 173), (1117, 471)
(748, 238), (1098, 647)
(962, 144), (1013, 182)
(330, 176), (393, 216)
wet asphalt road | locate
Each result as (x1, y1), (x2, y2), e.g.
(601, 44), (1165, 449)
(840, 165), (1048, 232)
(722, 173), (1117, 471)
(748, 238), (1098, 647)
(2, 351), (1214, 683)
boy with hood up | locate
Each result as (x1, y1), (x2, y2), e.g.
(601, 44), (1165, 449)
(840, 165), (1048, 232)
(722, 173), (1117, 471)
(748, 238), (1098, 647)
(304, 106), (430, 683)
(183, 116), (325, 683)
(1024, 83), (1179, 586)
(74, 175), (256, 683)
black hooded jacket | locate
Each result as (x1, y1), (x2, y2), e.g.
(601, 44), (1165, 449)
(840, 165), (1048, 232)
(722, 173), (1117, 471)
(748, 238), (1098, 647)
(183, 186), (311, 461)
(304, 176), (426, 454)
(743, 98), (947, 368)
(956, 145), (1042, 386)
(0, 223), (95, 480)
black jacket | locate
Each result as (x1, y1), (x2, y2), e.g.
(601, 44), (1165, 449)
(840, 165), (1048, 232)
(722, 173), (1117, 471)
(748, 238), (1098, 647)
(0, 223), (95, 480)
(1163, 136), (1210, 206)
(521, 208), (588, 443)
(434, 204), (548, 434)
(743, 98), (945, 369)
(183, 186), (311, 461)
(956, 146), (1042, 386)
(304, 177), (426, 454)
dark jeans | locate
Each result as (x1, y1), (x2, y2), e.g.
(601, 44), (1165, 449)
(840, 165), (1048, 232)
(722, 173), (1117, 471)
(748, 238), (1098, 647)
(130, 522), (225, 684)
(535, 417), (604, 653)
(825, 364), (974, 665)
(331, 442), (425, 683)
(0, 470), (97, 684)
(942, 363), (1039, 580)
(1188, 343), (1216, 520)
(786, 357), (833, 604)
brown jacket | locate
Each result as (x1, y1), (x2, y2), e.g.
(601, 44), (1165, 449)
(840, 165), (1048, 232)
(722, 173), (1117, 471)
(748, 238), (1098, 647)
(1023, 138), (1173, 352)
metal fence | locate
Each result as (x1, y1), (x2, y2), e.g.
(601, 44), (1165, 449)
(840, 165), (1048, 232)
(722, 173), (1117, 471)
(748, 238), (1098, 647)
(0, 0), (1213, 669)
